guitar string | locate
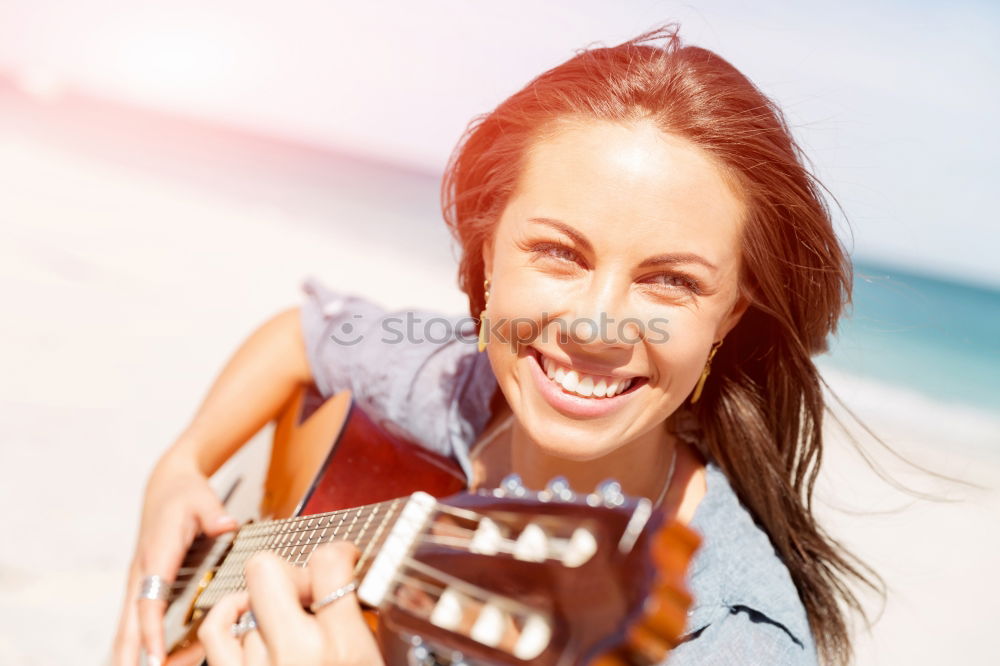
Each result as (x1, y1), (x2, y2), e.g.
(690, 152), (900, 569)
(171, 499), (497, 588)
(169, 503), (404, 592)
(177, 485), (646, 580)
(186, 501), (587, 593)
(187, 520), (400, 592)
(187, 503), (577, 602)
(188, 508), (427, 597)
(171, 486), (663, 596)
(196, 525), (560, 596)
(398, 555), (540, 617)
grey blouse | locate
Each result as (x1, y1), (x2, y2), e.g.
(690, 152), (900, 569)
(299, 277), (818, 665)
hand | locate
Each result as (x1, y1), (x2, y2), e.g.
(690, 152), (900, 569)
(198, 542), (384, 666)
(111, 452), (238, 666)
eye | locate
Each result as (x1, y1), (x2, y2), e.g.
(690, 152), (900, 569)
(528, 242), (583, 265)
(642, 272), (703, 295)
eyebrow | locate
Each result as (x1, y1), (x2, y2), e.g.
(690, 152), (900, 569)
(527, 216), (718, 272)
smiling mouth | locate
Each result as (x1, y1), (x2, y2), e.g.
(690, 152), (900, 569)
(528, 348), (646, 399)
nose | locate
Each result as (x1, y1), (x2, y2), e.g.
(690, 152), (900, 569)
(559, 270), (639, 351)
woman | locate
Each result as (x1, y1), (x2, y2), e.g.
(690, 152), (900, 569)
(112, 24), (878, 666)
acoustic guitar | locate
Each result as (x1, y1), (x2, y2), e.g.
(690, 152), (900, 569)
(159, 385), (700, 665)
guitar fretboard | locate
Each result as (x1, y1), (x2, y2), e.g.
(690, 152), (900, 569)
(195, 497), (404, 609)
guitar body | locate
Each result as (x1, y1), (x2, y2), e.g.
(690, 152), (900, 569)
(162, 384), (698, 665)
(266, 386), (467, 516)
(163, 385), (466, 665)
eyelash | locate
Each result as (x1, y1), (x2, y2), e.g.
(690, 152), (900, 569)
(525, 241), (703, 295)
(529, 241), (582, 264)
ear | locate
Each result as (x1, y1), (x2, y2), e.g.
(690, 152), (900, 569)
(481, 235), (495, 282)
(717, 287), (751, 340)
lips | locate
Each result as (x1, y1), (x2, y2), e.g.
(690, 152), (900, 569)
(525, 347), (646, 418)
(539, 355), (634, 398)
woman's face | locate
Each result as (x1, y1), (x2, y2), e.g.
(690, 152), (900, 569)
(482, 118), (748, 461)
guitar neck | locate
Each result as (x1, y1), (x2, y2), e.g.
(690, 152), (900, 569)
(195, 497), (406, 610)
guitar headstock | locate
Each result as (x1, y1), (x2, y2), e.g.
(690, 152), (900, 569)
(367, 478), (699, 665)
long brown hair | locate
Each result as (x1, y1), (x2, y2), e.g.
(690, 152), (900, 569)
(441, 23), (879, 665)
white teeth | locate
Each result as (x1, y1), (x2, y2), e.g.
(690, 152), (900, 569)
(561, 370), (579, 393)
(538, 353), (636, 400)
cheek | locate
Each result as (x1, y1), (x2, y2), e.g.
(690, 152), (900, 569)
(487, 265), (571, 340)
(646, 312), (721, 389)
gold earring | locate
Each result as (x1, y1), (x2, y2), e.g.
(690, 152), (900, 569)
(477, 278), (490, 353)
(690, 339), (723, 404)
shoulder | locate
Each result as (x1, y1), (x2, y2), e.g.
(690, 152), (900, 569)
(669, 462), (818, 665)
(298, 277), (496, 475)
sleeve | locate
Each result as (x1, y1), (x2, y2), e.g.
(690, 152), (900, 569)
(297, 276), (492, 469)
(666, 605), (817, 666)
(298, 276), (391, 399)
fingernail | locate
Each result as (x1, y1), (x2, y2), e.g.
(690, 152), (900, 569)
(216, 515), (237, 527)
(147, 656), (162, 666)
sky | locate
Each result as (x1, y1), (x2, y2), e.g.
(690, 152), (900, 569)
(1, 0), (998, 288)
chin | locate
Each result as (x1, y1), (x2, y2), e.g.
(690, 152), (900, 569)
(519, 406), (630, 462)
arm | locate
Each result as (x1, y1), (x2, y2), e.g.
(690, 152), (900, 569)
(112, 306), (315, 666)
(175, 306), (314, 476)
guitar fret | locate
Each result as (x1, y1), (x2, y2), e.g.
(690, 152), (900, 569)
(357, 498), (401, 576)
(279, 525), (295, 562)
(195, 501), (403, 610)
(332, 509), (350, 542)
(299, 517), (323, 565)
(292, 523), (311, 565)
(353, 504), (380, 557)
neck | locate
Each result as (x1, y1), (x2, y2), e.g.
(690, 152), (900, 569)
(194, 498), (405, 610)
(508, 419), (678, 501)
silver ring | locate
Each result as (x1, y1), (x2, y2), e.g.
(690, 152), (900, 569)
(309, 580), (357, 614)
(231, 610), (258, 637)
(138, 575), (171, 602)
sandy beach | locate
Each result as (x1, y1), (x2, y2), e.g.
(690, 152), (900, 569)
(1, 87), (997, 665)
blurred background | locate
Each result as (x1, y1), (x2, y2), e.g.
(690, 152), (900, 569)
(0, 1), (997, 663)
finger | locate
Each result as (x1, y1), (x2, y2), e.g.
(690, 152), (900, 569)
(241, 627), (270, 666)
(309, 543), (375, 645)
(137, 598), (169, 666)
(111, 561), (142, 666)
(193, 491), (238, 538)
(243, 553), (313, 656)
(136, 532), (190, 664)
(252, 554), (312, 605)
(197, 591), (248, 666)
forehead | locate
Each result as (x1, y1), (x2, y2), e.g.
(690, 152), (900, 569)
(504, 119), (745, 261)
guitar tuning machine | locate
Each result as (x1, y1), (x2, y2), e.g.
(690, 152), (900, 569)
(540, 475), (575, 502)
(406, 636), (434, 666)
(590, 479), (626, 507)
(494, 473), (528, 498)
(407, 636), (463, 666)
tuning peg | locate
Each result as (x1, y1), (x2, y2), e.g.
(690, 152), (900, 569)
(497, 473), (527, 498)
(592, 479), (626, 507)
(406, 636), (434, 666)
(545, 476), (575, 502)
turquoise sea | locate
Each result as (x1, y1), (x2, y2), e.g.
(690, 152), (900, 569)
(821, 259), (1000, 414)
